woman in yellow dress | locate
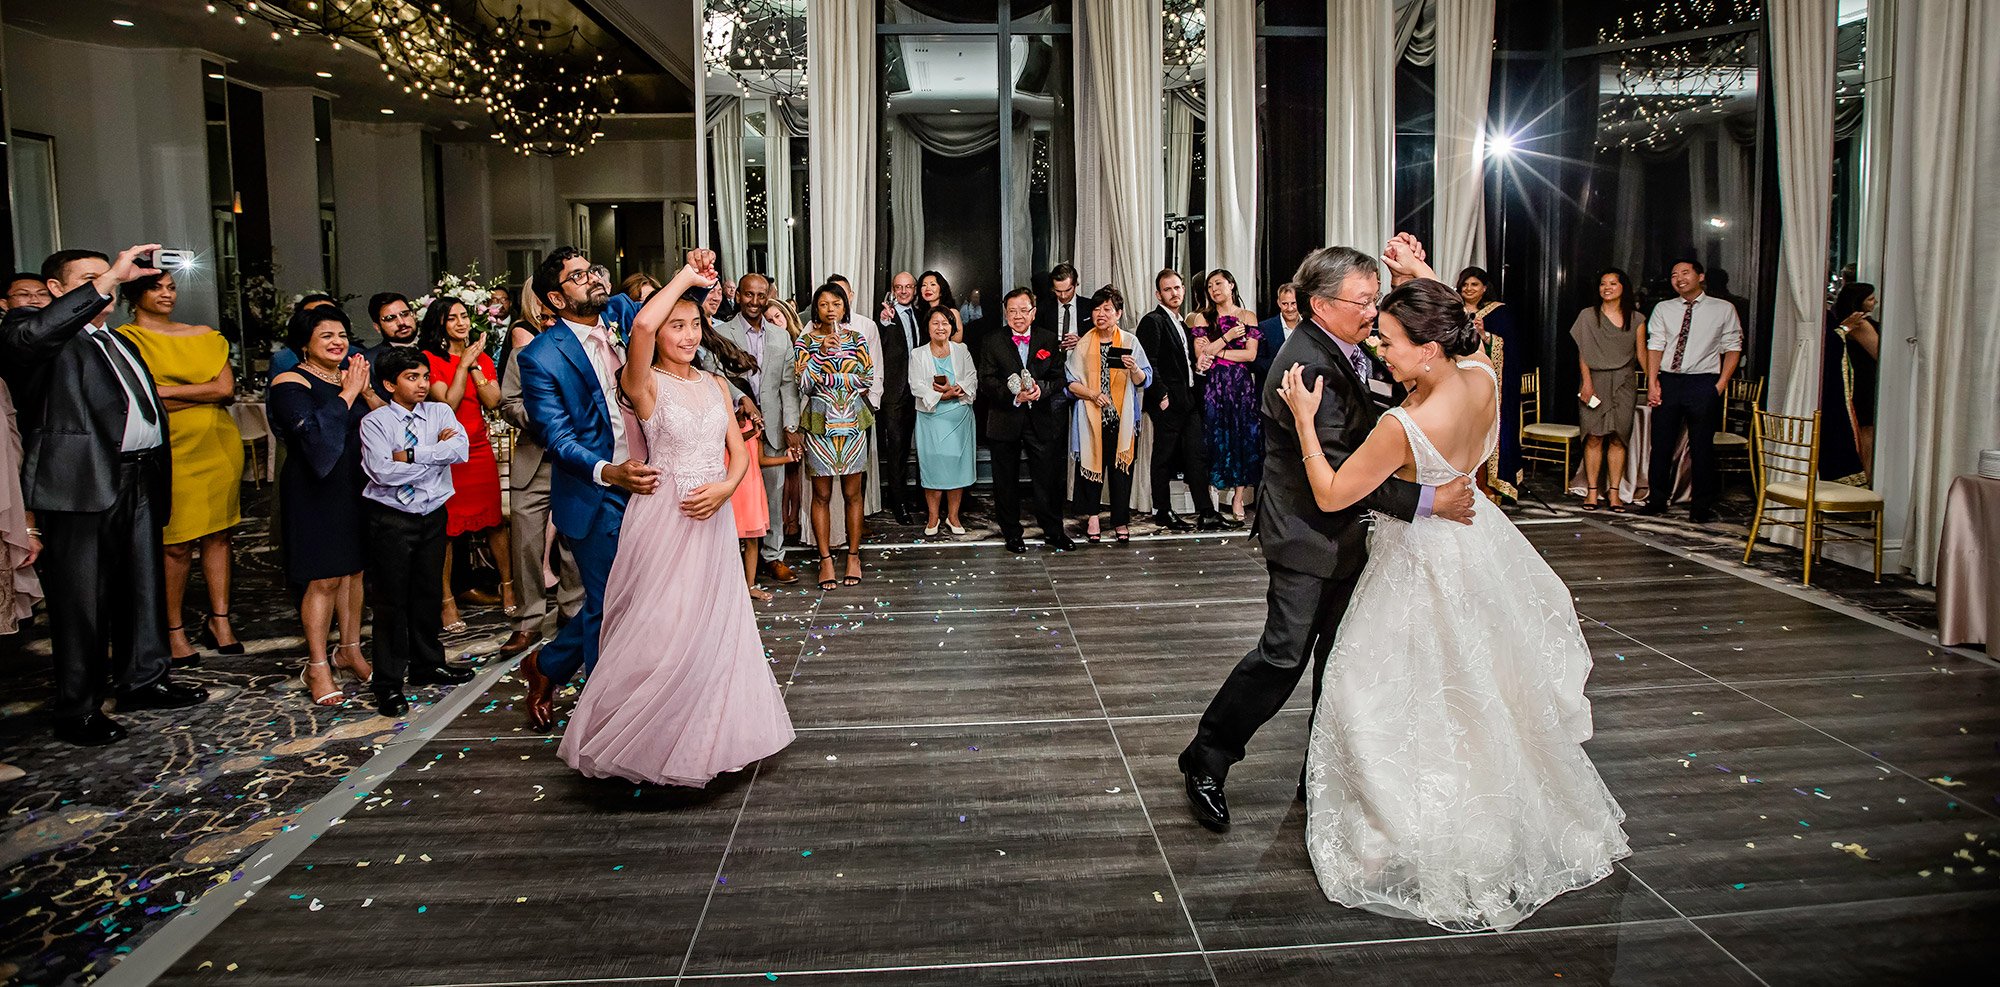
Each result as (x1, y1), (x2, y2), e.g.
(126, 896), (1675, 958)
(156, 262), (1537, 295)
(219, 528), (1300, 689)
(118, 270), (246, 662)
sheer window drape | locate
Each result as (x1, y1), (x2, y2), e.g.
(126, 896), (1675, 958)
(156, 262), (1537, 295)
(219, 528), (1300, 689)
(1431, 0), (1493, 278)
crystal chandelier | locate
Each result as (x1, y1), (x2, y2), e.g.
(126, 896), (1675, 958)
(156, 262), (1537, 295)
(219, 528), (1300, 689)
(206, 1), (621, 157)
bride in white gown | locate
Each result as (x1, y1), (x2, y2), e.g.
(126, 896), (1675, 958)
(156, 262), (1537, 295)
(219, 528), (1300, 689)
(1278, 247), (1629, 933)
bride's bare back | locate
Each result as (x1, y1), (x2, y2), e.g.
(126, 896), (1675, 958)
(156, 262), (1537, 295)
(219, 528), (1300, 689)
(1384, 357), (1499, 482)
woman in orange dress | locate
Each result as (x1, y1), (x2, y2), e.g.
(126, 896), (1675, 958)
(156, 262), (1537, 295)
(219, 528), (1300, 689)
(420, 297), (513, 631)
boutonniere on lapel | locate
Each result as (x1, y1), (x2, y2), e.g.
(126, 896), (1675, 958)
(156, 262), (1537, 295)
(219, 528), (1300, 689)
(605, 320), (627, 352)
(1360, 333), (1384, 363)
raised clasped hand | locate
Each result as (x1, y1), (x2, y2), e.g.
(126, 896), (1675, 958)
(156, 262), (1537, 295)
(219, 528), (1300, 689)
(682, 249), (719, 288)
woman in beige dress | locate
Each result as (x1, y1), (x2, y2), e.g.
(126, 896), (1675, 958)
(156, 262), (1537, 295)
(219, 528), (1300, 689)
(2, 376), (45, 782)
(1569, 269), (1644, 512)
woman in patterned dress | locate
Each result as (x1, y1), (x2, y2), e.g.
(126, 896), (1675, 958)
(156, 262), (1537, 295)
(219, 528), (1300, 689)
(1187, 269), (1262, 522)
(796, 283), (875, 591)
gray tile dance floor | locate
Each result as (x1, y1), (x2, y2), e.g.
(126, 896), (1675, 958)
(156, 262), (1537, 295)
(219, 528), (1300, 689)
(133, 524), (2000, 986)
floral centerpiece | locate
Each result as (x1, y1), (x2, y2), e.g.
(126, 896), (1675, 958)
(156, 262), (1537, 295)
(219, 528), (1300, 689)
(416, 263), (510, 355)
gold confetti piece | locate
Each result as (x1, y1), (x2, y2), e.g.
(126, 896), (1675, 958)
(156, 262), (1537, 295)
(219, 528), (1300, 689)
(1851, 694), (1864, 699)
(516, 897), (528, 903)
(395, 854), (406, 864)
(1836, 843), (1875, 860)
(419, 854), (433, 862)
(1919, 869), (1933, 877)
(1152, 891), (1164, 902)
(1968, 834), (1980, 841)
(1955, 849), (1975, 862)
(356, 862), (368, 867)
(227, 964), (239, 971)
(1691, 711), (1704, 716)
(198, 962), (213, 971)
(1929, 778), (1968, 787)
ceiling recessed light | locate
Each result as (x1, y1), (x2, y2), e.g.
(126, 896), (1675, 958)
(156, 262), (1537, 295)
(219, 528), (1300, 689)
(207, 73), (225, 80)
(112, 19), (135, 27)
(315, 71), (333, 78)
(379, 108), (395, 114)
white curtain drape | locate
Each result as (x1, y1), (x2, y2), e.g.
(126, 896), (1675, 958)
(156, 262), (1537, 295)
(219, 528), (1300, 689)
(708, 97), (748, 284)
(1207, 0), (1257, 299)
(1767, 0), (1836, 418)
(1083, 0), (1163, 310)
(888, 120), (926, 280)
(1325, 0), (1396, 255)
(1856, 0), (1895, 286)
(1395, 0), (1437, 64)
(767, 118), (795, 300)
(1011, 122), (1035, 283)
(807, 1), (877, 289)
(1876, 0), (2000, 582)
(1166, 98), (1196, 273)
(1431, 0), (1493, 279)
(805, 0), (882, 533)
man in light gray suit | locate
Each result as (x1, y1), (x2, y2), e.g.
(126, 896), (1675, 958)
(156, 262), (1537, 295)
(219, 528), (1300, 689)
(497, 327), (584, 657)
(714, 273), (802, 585)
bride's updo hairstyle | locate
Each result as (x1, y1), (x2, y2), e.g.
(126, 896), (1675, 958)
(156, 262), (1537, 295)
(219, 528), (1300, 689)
(1379, 279), (1481, 358)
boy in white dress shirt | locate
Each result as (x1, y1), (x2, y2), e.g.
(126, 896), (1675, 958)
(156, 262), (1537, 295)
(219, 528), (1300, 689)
(360, 347), (474, 716)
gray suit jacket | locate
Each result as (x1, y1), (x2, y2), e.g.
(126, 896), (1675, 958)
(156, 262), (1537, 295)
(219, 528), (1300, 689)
(714, 314), (801, 456)
(499, 346), (544, 490)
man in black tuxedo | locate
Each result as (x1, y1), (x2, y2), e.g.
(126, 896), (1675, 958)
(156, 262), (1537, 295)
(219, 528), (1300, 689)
(1136, 269), (1227, 532)
(1178, 244), (1474, 830)
(0, 245), (208, 746)
(874, 271), (922, 524)
(1035, 262), (1088, 352)
(978, 287), (1075, 554)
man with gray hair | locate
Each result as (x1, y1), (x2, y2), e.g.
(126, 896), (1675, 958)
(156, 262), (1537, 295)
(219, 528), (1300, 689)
(1179, 239), (1476, 831)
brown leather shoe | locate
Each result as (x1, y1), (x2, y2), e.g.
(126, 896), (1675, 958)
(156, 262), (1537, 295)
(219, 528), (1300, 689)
(498, 630), (539, 657)
(520, 650), (555, 732)
(765, 560), (799, 584)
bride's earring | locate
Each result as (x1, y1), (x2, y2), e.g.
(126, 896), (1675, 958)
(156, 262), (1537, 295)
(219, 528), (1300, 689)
(1422, 363), (1431, 372)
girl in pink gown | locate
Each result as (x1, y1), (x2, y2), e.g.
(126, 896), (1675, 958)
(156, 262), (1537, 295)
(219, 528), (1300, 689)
(559, 264), (794, 786)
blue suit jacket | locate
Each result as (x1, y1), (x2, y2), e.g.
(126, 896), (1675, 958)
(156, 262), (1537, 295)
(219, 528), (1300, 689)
(1253, 314), (1291, 382)
(516, 322), (631, 539)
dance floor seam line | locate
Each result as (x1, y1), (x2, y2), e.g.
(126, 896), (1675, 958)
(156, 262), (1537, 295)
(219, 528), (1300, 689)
(1043, 557), (1226, 987)
(1616, 864), (1776, 987)
(1574, 610), (2000, 824)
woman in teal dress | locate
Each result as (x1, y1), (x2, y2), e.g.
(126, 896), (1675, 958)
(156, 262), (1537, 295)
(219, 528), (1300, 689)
(907, 308), (978, 535)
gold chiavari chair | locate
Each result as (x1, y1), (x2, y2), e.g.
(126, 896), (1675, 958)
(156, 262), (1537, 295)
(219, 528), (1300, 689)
(1743, 409), (1884, 585)
(1520, 369), (1581, 477)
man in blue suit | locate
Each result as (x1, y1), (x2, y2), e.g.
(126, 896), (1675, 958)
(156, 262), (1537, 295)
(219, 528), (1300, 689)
(513, 247), (697, 730)
(1252, 281), (1301, 388)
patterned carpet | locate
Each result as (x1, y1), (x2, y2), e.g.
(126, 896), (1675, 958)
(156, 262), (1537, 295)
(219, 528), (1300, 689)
(0, 491), (515, 987)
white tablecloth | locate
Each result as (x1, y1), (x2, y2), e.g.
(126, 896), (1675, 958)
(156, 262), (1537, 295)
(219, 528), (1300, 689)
(1567, 405), (1692, 504)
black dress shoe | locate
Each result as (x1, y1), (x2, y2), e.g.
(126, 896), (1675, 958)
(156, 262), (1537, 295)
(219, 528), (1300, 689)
(409, 663), (475, 686)
(374, 691), (410, 717)
(1194, 514), (1226, 532)
(1184, 770), (1230, 831)
(54, 713), (128, 747)
(1688, 508), (1716, 524)
(1005, 539), (1027, 554)
(892, 506), (912, 526)
(1635, 501), (1669, 517)
(117, 678), (208, 710)
(1155, 511), (1194, 532)
(1045, 535), (1078, 552)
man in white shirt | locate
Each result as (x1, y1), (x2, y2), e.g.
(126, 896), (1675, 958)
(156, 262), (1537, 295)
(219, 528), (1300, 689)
(0, 245), (207, 746)
(717, 273), (803, 582)
(1136, 269), (1225, 531)
(1640, 259), (1743, 524)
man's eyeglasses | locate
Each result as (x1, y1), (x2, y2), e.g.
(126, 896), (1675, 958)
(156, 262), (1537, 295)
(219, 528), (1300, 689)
(561, 267), (603, 287)
(1327, 294), (1383, 312)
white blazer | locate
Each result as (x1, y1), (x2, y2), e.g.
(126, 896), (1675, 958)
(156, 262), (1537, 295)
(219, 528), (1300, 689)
(907, 341), (978, 413)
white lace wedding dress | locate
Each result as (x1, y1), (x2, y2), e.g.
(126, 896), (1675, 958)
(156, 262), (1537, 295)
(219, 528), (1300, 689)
(1304, 361), (1630, 933)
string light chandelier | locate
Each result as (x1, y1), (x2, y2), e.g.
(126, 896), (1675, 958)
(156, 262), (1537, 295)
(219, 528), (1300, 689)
(206, 1), (622, 156)
(1595, 0), (1760, 151)
(703, 0), (807, 99)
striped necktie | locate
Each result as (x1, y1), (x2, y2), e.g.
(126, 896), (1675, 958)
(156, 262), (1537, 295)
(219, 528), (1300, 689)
(397, 414), (420, 505)
(1670, 298), (1696, 372)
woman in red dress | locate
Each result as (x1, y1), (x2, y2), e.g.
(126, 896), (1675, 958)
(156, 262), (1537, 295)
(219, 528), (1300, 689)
(421, 297), (514, 630)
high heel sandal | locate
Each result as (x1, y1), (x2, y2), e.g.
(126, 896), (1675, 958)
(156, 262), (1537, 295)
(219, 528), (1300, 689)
(1581, 487), (1601, 512)
(200, 612), (246, 655)
(300, 660), (345, 706)
(1114, 527), (1130, 544)
(166, 624), (201, 664)
(1085, 517), (1102, 544)
(842, 550), (863, 587)
(334, 643), (373, 685)
(500, 579), (518, 617)
(816, 553), (839, 592)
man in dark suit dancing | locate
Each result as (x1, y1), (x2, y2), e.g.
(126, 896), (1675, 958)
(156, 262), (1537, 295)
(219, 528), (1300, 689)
(1136, 269), (1228, 532)
(1179, 243), (1475, 830)
(977, 287), (1075, 554)
(0, 245), (208, 745)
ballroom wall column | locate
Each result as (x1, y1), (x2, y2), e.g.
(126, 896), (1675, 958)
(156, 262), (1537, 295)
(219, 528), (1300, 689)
(806, 0), (877, 290)
(1431, 0), (1493, 278)
(1874, 0), (2000, 582)
(1766, 0), (1835, 419)
(1081, 0), (1163, 316)
(1207, 0), (1257, 297)
(1324, 0), (1394, 256)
